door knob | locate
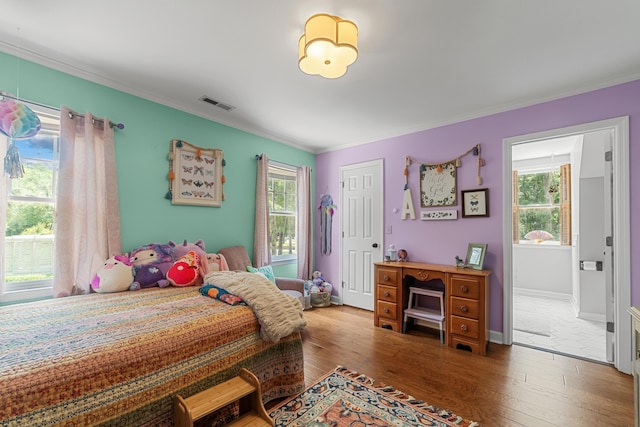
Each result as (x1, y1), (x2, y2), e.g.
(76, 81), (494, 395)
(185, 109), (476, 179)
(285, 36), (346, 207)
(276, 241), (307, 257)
(372, 243), (378, 248)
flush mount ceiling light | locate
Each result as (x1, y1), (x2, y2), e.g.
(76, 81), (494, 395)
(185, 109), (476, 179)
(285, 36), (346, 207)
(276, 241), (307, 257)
(298, 13), (358, 79)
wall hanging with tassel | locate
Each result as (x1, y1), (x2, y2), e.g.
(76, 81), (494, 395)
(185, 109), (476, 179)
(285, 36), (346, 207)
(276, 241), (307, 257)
(405, 143), (485, 209)
(167, 139), (225, 207)
(1, 98), (42, 179)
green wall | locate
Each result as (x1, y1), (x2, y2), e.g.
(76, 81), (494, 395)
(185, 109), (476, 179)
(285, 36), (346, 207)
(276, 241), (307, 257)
(0, 51), (315, 277)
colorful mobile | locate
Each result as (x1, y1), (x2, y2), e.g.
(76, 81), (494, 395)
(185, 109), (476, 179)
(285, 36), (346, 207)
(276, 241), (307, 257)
(0, 99), (41, 139)
(1, 99), (42, 179)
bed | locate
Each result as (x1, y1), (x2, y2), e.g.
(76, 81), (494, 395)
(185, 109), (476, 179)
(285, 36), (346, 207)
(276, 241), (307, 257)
(0, 284), (306, 426)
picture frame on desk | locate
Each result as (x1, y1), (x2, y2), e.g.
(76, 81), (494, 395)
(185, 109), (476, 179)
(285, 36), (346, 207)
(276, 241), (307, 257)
(465, 243), (487, 270)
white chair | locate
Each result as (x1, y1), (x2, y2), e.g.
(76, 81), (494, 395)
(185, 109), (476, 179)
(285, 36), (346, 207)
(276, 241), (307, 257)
(403, 286), (445, 343)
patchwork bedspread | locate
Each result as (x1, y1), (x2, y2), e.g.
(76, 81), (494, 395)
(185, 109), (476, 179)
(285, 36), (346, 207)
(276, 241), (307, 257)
(0, 287), (305, 426)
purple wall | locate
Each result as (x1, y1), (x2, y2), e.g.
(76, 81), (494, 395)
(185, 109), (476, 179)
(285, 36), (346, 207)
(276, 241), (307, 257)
(314, 79), (640, 333)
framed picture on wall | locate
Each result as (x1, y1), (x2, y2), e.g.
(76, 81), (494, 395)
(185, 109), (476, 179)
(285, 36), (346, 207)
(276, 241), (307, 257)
(420, 162), (457, 207)
(461, 188), (489, 217)
(169, 139), (224, 207)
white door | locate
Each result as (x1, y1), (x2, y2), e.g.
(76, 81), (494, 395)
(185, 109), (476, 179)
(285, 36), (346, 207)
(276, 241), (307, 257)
(340, 160), (384, 310)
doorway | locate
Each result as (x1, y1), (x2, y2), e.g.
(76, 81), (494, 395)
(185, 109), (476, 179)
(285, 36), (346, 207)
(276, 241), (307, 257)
(510, 132), (608, 363)
(502, 117), (631, 374)
(339, 159), (384, 310)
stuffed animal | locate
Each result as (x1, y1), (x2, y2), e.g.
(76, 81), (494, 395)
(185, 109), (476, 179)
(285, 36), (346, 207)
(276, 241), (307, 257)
(129, 242), (175, 290)
(310, 270), (333, 294)
(171, 240), (209, 285)
(206, 253), (229, 272)
(91, 255), (134, 293)
(167, 250), (201, 287)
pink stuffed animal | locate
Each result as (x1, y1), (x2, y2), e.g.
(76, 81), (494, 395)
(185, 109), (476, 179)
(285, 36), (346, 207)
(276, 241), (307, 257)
(206, 253), (229, 272)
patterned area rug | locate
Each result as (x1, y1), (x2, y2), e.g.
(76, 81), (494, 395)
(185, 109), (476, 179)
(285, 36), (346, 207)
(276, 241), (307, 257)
(269, 366), (481, 427)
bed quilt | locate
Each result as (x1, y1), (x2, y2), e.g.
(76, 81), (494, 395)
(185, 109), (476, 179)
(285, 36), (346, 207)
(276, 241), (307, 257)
(0, 287), (305, 426)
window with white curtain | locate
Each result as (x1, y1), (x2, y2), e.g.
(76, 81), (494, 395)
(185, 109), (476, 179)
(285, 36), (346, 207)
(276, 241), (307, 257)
(268, 162), (297, 263)
(1, 104), (59, 302)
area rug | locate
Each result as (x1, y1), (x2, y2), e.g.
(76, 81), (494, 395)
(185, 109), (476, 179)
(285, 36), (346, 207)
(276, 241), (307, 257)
(269, 366), (481, 427)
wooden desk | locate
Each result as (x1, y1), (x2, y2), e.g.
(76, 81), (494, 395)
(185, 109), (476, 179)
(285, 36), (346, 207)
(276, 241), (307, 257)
(374, 261), (491, 356)
(628, 307), (640, 427)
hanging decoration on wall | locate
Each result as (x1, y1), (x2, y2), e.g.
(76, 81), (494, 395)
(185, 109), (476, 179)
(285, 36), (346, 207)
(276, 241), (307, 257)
(420, 161), (457, 207)
(1, 98), (42, 179)
(405, 143), (485, 209)
(401, 156), (415, 219)
(0, 99), (41, 139)
(166, 139), (225, 207)
(319, 194), (337, 255)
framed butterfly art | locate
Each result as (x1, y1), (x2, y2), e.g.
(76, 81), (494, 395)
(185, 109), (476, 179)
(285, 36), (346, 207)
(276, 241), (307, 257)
(461, 188), (489, 218)
(169, 139), (224, 207)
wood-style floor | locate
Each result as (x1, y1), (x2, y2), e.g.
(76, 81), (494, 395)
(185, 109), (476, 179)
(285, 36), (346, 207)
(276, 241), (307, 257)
(294, 304), (634, 427)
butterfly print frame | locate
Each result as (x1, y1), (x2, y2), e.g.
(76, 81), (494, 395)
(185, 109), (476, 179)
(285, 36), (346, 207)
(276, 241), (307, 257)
(170, 139), (223, 207)
(461, 188), (489, 218)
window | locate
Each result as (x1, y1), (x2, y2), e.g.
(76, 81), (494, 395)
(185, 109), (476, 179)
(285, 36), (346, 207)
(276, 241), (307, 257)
(512, 164), (571, 245)
(268, 163), (297, 263)
(1, 103), (60, 301)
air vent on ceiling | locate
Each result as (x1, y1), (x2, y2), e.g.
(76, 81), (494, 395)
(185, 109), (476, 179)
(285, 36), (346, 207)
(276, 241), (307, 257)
(200, 96), (236, 112)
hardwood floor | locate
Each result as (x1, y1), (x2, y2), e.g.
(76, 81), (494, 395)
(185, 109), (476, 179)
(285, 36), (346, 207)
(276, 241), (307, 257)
(296, 305), (634, 426)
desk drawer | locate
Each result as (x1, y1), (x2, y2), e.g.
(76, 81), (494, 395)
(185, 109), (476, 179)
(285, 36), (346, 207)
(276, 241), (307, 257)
(450, 297), (479, 319)
(377, 267), (400, 287)
(404, 268), (446, 284)
(377, 300), (398, 321)
(450, 315), (479, 339)
(377, 284), (397, 303)
(450, 275), (480, 299)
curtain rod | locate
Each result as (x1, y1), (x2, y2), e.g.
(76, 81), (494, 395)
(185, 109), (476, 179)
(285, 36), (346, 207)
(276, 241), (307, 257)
(255, 154), (302, 170)
(67, 111), (125, 130)
(1, 92), (125, 130)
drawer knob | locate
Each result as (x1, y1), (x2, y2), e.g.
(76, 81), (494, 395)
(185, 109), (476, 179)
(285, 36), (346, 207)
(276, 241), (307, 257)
(383, 307), (389, 313)
(460, 305), (468, 312)
(460, 285), (469, 293)
(460, 324), (468, 332)
(384, 275), (390, 281)
(383, 291), (390, 297)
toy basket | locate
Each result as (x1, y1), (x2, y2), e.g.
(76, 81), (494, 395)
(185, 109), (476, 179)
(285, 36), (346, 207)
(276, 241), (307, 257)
(310, 291), (331, 308)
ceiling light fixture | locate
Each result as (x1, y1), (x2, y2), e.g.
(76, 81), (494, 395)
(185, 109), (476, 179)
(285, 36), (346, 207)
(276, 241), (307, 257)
(298, 13), (358, 79)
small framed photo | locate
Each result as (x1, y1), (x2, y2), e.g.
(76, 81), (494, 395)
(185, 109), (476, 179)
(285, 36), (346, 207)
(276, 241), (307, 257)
(465, 243), (487, 270)
(461, 188), (489, 218)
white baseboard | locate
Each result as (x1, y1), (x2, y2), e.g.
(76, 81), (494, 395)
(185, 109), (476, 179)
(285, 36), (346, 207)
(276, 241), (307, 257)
(578, 311), (606, 323)
(513, 287), (572, 301)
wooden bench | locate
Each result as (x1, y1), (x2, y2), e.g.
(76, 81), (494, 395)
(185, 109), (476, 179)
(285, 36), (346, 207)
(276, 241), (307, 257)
(174, 368), (274, 427)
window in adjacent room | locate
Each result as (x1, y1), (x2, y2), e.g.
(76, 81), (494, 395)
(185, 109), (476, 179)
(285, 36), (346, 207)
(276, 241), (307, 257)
(268, 162), (297, 263)
(0, 103), (60, 301)
(512, 164), (571, 245)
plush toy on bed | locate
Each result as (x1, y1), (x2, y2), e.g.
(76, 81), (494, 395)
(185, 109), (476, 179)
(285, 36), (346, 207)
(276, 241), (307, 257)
(167, 250), (202, 287)
(91, 255), (134, 293)
(170, 240), (210, 285)
(129, 242), (175, 290)
(206, 253), (229, 271)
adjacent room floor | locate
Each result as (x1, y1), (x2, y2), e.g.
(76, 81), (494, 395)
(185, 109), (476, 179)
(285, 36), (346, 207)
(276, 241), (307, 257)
(513, 293), (608, 363)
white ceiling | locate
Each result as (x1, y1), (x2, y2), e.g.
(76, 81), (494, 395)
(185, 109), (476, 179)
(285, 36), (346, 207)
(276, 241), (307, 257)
(1, 1), (639, 153)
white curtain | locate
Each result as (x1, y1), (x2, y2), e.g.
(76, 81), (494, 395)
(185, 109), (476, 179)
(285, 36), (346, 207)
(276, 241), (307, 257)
(253, 154), (271, 267)
(53, 107), (122, 297)
(296, 166), (312, 279)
